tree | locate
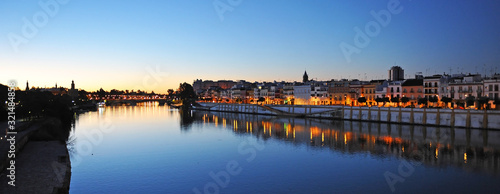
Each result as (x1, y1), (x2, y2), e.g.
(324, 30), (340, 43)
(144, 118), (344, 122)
(357, 97), (367, 106)
(177, 83), (197, 105)
(257, 97), (265, 105)
(110, 89), (123, 95)
(465, 96), (475, 107)
(382, 97), (390, 106)
(477, 96), (489, 110)
(167, 89), (174, 96)
(401, 97), (409, 107)
(391, 97), (400, 107)
(375, 97), (383, 106)
(428, 96), (439, 107)
(97, 88), (106, 98)
(441, 97), (452, 108)
(494, 99), (500, 110)
(78, 90), (89, 101)
(380, 97), (387, 105)
(418, 97), (428, 107)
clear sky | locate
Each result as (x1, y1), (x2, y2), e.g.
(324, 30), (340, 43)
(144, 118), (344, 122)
(1, 0), (499, 93)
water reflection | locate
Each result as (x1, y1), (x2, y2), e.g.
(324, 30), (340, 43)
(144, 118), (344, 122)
(188, 110), (500, 175)
(179, 108), (194, 130)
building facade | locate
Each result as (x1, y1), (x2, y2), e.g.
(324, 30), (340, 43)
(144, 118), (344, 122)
(328, 79), (350, 105)
(293, 84), (311, 105)
(401, 79), (423, 106)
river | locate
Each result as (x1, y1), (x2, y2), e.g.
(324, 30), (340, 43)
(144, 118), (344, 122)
(69, 103), (500, 193)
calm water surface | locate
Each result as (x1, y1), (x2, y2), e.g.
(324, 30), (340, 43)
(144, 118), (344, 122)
(69, 103), (500, 193)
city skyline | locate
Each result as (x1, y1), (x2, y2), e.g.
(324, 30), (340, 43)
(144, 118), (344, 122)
(2, 0), (500, 93)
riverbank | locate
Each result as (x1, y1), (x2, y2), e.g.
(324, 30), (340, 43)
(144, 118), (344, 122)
(0, 118), (71, 193)
(194, 103), (500, 129)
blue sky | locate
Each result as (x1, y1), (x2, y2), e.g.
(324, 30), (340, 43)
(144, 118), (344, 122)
(1, 0), (499, 93)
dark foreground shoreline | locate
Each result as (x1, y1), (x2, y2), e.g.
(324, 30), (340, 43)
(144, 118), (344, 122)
(0, 118), (71, 193)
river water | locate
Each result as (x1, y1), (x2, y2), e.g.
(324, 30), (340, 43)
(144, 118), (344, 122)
(69, 103), (500, 193)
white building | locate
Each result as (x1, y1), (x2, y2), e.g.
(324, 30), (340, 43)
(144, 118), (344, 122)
(387, 81), (403, 99)
(293, 84), (311, 105)
(447, 74), (483, 107)
(484, 75), (500, 100)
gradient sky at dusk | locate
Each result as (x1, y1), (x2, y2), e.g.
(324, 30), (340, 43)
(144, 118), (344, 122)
(1, 0), (499, 93)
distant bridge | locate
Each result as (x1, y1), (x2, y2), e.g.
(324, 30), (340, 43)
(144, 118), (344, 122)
(102, 99), (168, 106)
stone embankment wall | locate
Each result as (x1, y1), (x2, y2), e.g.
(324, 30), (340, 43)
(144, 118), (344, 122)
(196, 103), (500, 130)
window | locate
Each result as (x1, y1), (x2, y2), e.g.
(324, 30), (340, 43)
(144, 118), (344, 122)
(496, 85), (499, 91)
(489, 85), (493, 91)
(403, 89), (407, 93)
(391, 88), (394, 92)
(410, 88), (414, 93)
(434, 82), (438, 87)
(397, 87), (400, 92)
